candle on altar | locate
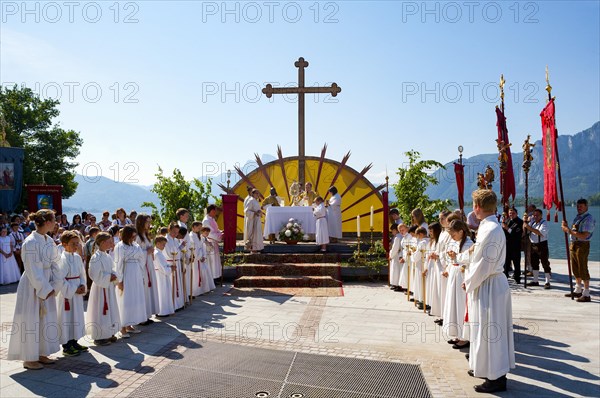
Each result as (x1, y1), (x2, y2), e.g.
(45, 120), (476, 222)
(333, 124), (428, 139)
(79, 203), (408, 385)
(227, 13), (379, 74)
(370, 206), (374, 228)
(357, 215), (361, 237)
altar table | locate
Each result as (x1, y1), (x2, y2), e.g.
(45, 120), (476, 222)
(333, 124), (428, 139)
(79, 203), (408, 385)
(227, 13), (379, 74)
(263, 206), (316, 238)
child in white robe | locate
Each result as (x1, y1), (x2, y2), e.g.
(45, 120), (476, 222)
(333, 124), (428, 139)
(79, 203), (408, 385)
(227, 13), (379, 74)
(443, 219), (473, 348)
(135, 214), (159, 323)
(55, 231), (88, 356)
(153, 236), (175, 316)
(199, 227), (216, 293)
(413, 227), (429, 309)
(388, 224), (402, 290)
(114, 225), (146, 337)
(86, 232), (120, 345)
(425, 222), (443, 317)
(163, 223), (185, 310)
(313, 196), (329, 252)
(0, 226), (21, 285)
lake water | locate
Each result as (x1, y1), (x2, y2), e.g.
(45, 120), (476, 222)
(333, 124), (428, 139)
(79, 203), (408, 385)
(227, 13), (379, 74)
(461, 205), (600, 262)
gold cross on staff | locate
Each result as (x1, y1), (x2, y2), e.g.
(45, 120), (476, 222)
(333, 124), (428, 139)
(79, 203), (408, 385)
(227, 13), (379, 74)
(499, 74), (506, 104)
(262, 57), (342, 186)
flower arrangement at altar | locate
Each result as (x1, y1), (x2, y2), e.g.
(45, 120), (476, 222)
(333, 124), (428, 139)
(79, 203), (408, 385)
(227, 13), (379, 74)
(278, 218), (304, 243)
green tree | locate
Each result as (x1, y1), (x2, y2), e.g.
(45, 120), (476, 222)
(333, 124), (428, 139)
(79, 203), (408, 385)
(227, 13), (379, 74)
(393, 150), (451, 223)
(141, 167), (217, 231)
(0, 85), (82, 198)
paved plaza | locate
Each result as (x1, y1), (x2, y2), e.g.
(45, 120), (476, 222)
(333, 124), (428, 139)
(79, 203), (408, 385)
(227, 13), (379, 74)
(0, 259), (598, 398)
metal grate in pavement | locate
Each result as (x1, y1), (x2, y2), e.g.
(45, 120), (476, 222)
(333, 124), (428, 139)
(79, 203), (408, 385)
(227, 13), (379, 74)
(129, 341), (432, 398)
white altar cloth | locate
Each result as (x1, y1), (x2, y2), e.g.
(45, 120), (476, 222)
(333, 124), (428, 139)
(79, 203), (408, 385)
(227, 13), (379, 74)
(263, 206), (316, 238)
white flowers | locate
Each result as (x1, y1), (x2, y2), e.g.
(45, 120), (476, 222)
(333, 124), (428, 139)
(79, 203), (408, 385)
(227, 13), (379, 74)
(286, 223), (293, 228)
(285, 230), (292, 237)
(279, 218), (304, 241)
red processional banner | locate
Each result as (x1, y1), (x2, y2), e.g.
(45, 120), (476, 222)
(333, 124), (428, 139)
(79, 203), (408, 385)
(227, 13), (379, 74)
(495, 107), (516, 204)
(540, 99), (560, 213)
(454, 162), (465, 211)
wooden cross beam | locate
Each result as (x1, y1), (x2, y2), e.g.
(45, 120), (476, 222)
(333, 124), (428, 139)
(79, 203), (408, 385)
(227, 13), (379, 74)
(262, 57), (341, 187)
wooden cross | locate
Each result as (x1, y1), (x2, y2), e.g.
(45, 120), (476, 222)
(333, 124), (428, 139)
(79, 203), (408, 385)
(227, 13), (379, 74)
(263, 57), (341, 187)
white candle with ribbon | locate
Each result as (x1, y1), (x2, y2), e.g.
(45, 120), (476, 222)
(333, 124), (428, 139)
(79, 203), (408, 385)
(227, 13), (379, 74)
(370, 206), (374, 228)
(357, 215), (361, 237)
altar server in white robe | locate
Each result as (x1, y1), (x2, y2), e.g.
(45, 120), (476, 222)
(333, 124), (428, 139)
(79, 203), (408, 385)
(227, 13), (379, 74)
(86, 233), (120, 345)
(412, 227), (429, 309)
(244, 189), (264, 253)
(313, 197), (329, 252)
(243, 186), (254, 249)
(55, 231), (88, 355)
(425, 222), (443, 317)
(388, 224), (402, 289)
(202, 204), (223, 279)
(176, 209), (193, 296)
(114, 225), (146, 337)
(8, 210), (61, 370)
(0, 226), (21, 285)
(326, 186), (342, 241)
(399, 225), (418, 295)
(136, 214), (159, 322)
(191, 224), (215, 295)
(153, 236), (175, 316)
(433, 211), (453, 325)
(395, 224), (408, 291)
(465, 189), (514, 393)
(443, 219), (473, 349)
(164, 223), (185, 309)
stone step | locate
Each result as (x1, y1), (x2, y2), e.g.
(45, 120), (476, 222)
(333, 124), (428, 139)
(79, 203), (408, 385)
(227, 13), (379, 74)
(236, 263), (341, 278)
(243, 253), (348, 264)
(234, 275), (343, 288)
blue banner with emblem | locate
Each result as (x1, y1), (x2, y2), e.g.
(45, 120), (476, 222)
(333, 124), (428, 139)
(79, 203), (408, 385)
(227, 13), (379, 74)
(0, 147), (24, 213)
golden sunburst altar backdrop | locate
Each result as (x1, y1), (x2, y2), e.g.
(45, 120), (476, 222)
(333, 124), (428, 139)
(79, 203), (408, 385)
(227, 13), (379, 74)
(220, 145), (386, 236)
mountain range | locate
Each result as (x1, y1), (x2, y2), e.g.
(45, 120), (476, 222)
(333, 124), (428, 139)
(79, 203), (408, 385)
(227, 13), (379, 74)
(425, 121), (600, 203)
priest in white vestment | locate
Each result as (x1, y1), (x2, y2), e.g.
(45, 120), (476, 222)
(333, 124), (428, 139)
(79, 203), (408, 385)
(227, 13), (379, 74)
(8, 210), (61, 370)
(202, 204), (223, 279)
(464, 190), (514, 393)
(326, 186), (342, 241)
(244, 189), (264, 253)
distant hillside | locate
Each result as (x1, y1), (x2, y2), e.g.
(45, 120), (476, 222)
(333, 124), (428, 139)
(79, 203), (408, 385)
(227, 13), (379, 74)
(426, 122), (600, 202)
(63, 174), (159, 214)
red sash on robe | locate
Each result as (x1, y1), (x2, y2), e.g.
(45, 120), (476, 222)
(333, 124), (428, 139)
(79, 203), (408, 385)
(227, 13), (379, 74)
(64, 275), (81, 311)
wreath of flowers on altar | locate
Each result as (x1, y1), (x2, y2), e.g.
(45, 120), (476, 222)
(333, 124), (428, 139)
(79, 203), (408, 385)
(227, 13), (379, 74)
(278, 218), (304, 242)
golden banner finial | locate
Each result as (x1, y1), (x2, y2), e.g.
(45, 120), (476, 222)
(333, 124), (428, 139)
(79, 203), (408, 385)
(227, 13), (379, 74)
(499, 74), (505, 103)
(545, 65), (552, 97)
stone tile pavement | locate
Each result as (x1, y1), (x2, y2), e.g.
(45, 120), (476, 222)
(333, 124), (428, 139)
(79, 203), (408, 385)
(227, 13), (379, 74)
(0, 259), (598, 397)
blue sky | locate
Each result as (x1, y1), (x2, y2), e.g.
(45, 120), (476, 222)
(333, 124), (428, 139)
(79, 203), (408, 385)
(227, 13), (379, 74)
(2, 1), (599, 187)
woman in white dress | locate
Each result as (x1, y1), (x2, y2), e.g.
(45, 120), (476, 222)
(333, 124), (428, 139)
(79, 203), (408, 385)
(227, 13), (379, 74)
(443, 219), (473, 349)
(114, 225), (146, 338)
(86, 232), (120, 345)
(136, 214), (159, 323)
(7, 210), (60, 370)
(0, 226), (21, 284)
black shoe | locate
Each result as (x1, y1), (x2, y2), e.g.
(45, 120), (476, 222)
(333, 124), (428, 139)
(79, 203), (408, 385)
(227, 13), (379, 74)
(417, 303), (424, 310)
(565, 292), (583, 298)
(434, 319), (443, 325)
(452, 341), (470, 349)
(94, 339), (111, 346)
(526, 281), (539, 287)
(390, 285), (397, 290)
(394, 287), (402, 292)
(468, 370), (474, 377)
(447, 338), (459, 344)
(74, 343), (88, 352)
(544, 282), (551, 289)
(474, 376), (507, 393)
(465, 353), (470, 360)
(514, 279), (521, 284)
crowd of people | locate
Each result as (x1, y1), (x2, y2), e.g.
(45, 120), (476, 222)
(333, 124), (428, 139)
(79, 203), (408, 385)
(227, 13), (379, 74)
(387, 192), (595, 393)
(3, 206), (224, 370)
(0, 191), (594, 390)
